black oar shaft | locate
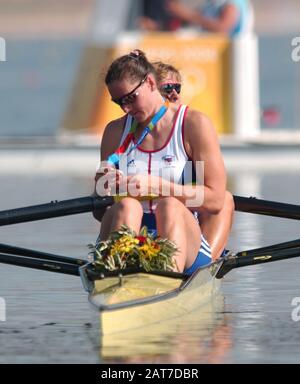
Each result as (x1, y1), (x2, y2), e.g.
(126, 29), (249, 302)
(0, 194), (299, 226)
(0, 196), (114, 226)
(236, 247), (300, 267)
(234, 195), (300, 220)
(217, 245), (300, 278)
(0, 243), (86, 266)
(239, 238), (300, 257)
(0, 253), (80, 276)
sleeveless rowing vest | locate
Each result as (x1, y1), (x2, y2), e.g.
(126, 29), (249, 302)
(118, 105), (191, 213)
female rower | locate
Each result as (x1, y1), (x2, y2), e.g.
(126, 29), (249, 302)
(153, 60), (234, 264)
(153, 61), (182, 104)
(94, 50), (234, 274)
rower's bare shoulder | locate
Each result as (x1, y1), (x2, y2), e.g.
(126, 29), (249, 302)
(102, 116), (126, 146)
(183, 109), (220, 157)
(185, 109), (216, 137)
(103, 116), (126, 138)
(101, 116), (127, 158)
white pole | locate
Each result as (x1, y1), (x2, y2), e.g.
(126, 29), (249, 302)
(231, 35), (260, 137)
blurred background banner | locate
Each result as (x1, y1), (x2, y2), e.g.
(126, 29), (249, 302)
(88, 33), (232, 135)
(63, 0), (258, 136)
(0, 0), (300, 138)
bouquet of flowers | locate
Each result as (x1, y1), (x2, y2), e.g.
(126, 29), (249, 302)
(88, 225), (178, 272)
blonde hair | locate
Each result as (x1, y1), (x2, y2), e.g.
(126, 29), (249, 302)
(152, 61), (182, 85)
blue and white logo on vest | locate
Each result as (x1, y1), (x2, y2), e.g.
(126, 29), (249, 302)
(127, 159), (136, 168)
(162, 155), (176, 167)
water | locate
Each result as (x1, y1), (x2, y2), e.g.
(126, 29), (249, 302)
(0, 168), (300, 363)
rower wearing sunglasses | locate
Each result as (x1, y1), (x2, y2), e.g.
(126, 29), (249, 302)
(94, 49), (234, 274)
(153, 61), (182, 104)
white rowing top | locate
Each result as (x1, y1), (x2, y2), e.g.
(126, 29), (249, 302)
(118, 105), (193, 213)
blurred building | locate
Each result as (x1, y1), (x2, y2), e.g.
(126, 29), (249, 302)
(0, 0), (94, 38)
(0, 0), (299, 137)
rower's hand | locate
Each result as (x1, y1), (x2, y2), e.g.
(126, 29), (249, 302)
(126, 174), (162, 198)
(95, 167), (125, 196)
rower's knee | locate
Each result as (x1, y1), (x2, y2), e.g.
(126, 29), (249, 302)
(155, 197), (182, 220)
(115, 197), (143, 218)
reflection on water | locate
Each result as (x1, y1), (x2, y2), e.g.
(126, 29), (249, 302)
(1, 170), (300, 363)
(100, 295), (232, 364)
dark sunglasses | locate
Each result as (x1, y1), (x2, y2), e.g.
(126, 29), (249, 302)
(160, 83), (181, 95)
(112, 75), (147, 107)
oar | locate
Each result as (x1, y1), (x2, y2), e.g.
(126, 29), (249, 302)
(0, 194), (299, 227)
(0, 243), (86, 266)
(0, 195), (114, 226)
(236, 238), (300, 257)
(234, 195), (300, 220)
(217, 239), (300, 278)
(0, 253), (80, 276)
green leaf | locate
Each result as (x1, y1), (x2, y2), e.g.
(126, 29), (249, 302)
(89, 224), (178, 272)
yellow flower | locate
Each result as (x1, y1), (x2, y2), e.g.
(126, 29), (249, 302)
(109, 235), (139, 257)
(91, 225), (176, 272)
(139, 242), (161, 260)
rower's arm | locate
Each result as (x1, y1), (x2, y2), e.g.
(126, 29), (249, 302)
(175, 110), (226, 214)
(93, 118), (125, 221)
(100, 118), (125, 167)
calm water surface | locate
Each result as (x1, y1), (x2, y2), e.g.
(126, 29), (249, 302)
(0, 171), (300, 363)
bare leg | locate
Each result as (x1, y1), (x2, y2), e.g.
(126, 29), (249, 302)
(99, 198), (144, 240)
(155, 197), (202, 273)
(199, 191), (234, 260)
(99, 207), (114, 241)
(97, 194), (234, 271)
